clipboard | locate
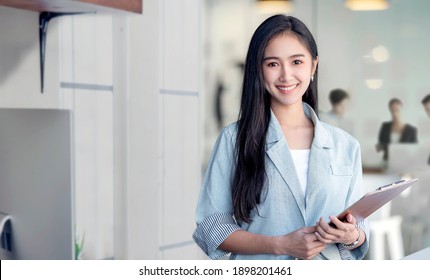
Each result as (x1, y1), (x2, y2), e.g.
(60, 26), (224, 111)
(333, 178), (418, 225)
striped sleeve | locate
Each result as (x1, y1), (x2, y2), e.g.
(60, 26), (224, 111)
(193, 125), (241, 259)
(193, 213), (241, 259)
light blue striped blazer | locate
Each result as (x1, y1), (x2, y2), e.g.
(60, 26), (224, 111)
(193, 103), (369, 260)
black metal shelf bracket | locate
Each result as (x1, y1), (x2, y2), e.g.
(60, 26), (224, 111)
(39, 12), (92, 93)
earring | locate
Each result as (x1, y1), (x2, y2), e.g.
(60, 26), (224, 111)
(311, 75), (314, 82)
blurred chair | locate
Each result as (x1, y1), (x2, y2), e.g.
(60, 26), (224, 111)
(389, 146), (430, 254)
(369, 212), (404, 260)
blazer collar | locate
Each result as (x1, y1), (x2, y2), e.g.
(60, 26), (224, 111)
(266, 102), (333, 149)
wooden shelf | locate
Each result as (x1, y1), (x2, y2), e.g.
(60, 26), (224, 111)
(0, 0), (142, 14)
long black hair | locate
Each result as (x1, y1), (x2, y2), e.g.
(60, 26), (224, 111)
(232, 15), (319, 223)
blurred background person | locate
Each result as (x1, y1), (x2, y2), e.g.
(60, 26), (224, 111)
(422, 94), (430, 165)
(422, 94), (430, 118)
(376, 98), (418, 161)
(320, 88), (354, 135)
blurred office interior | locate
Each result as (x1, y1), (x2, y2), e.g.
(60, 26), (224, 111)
(0, 0), (429, 260)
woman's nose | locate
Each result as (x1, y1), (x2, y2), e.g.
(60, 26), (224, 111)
(279, 66), (290, 82)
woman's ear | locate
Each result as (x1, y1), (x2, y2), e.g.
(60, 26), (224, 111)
(311, 56), (319, 76)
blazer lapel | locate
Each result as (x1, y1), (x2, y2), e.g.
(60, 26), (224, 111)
(303, 103), (334, 225)
(266, 111), (306, 222)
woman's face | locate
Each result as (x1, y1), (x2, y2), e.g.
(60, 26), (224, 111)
(424, 102), (430, 118)
(389, 102), (402, 119)
(334, 98), (349, 117)
(262, 33), (318, 108)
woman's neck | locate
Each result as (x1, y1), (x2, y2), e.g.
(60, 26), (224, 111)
(393, 118), (403, 124)
(271, 101), (310, 128)
(271, 101), (314, 149)
(392, 118), (405, 132)
(392, 118), (404, 126)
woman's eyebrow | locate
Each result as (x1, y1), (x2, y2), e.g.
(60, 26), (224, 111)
(289, 54), (305, 59)
(263, 56), (280, 61)
(263, 54), (306, 61)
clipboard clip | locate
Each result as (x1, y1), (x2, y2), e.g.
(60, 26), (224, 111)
(377, 180), (405, 191)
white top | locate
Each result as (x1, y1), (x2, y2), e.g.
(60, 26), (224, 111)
(391, 131), (401, 143)
(290, 149), (311, 195)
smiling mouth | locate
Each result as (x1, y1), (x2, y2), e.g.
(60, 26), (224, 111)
(276, 84), (298, 93)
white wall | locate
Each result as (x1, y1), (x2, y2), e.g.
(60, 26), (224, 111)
(113, 0), (203, 259)
(59, 15), (115, 260)
(0, 6), (60, 107)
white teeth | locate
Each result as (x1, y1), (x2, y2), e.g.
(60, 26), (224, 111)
(278, 84), (297, 91)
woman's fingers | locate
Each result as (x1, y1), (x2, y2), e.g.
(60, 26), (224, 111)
(315, 215), (358, 244)
(301, 226), (317, 234)
(315, 223), (338, 241)
(317, 217), (341, 235)
(314, 231), (332, 244)
(286, 227), (327, 259)
(302, 243), (326, 260)
(328, 216), (348, 230)
(346, 213), (357, 224)
(309, 243), (326, 259)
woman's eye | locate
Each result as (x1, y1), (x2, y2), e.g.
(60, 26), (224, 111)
(267, 62), (278, 67)
(292, 60), (302, 65)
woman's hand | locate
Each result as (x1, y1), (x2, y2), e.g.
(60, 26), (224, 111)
(273, 226), (326, 259)
(314, 214), (359, 245)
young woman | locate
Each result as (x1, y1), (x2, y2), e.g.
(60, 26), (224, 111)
(193, 15), (369, 260)
(376, 98), (418, 161)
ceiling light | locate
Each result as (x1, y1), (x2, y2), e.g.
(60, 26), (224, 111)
(372, 45), (390, 62)
(345, 0), (389, 11)
(257, 0), (293, 14)
(365, 79), (383, 89)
